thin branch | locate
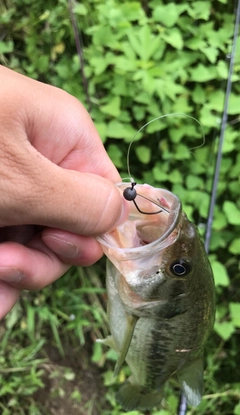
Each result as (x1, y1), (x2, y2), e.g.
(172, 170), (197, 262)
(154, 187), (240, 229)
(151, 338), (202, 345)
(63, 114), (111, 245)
(68, 0), (91, 112)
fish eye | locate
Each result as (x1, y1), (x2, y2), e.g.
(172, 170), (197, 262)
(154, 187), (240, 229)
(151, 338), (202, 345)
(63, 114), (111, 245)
(170, 259), (192, 276)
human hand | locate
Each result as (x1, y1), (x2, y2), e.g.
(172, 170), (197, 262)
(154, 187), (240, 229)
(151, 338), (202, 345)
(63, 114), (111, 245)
(0, 65), (128, 318)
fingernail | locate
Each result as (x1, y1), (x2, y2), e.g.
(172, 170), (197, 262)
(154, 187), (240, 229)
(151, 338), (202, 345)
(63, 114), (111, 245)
(45, 236), (79, 258)
(0, 267), (25, 283)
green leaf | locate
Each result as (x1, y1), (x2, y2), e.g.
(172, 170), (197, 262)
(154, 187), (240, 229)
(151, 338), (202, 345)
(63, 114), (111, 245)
(234, 403), (240, 415)
(106, 348), (118, 361)
(223, 129), (239, 153)
(5, 303), (22, 330)
(152, 165), (168, 182)
(169, 128), (184, 143)
(229, 181), (240, 196)
(135, 145), (151, 164)
(73, 4), (87, 15)
(0, 40), (14, 53)
(212, 211), (227, 230)
(174, 144), (191, 160)
(172, 96), (193, 113)
(200, 106), (219, 127)
(162, 28), (183, 50)
(168, 169), (183, 184)
(121, 41), (137, 61)
(188, 1), (211, 20)
(153, 3), (186, 27)
(229, 238), (240, 255)
(228, 94), (240, 115)
(89, 55), (108, 75)
(91, 342), (102, 363)
(70, 390), (82, 402)
(186, 38), (206, 50)
(120, 2), (143, 22)
(107, 144), (123, 168)
(207, 90), (225, 112)
(186, 175), (203, 190)
(201, 46), (219, 63)
(132, 105), (145, 121)
(192, 84), (206, 104)
(55, 62), (71, 79)
(95, 122), (107, 143)
(146, 118), (166, 134)
(122, 412), (140, 415)
(229, 303), (240, 328)
(142, 71), (158, 96)
(100, 96), (121, 117)
(92, 26), (113, 46)
(115, 55), (137, 72)
(214, 321), (235, 341)
(190, 64), (217, 82)
(134, 91), (151, 105)
(216, 60), (228, 79)
(127, 26), (161, 61)
(211, 260), (230, 287)
(36, 55), (49, 73)
(107, 120), (137, 141)
(63, 371), (76, 381)
(223, 201), (240, 225)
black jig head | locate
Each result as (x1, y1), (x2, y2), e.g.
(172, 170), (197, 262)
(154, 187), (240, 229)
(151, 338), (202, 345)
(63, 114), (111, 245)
(123, 182), (167, 215)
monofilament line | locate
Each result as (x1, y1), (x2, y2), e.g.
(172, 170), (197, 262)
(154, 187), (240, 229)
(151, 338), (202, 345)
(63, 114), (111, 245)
(126, 113), (205, 180)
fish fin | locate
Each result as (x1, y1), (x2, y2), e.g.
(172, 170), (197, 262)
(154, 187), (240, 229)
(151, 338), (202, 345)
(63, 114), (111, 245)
(114, 314), (138, 377)
(116, 380), (163, 411)
(96, 336), (118, 351)
(177, 357), (204, 406)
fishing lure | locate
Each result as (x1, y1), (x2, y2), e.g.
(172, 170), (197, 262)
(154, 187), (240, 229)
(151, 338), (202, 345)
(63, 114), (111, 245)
(123, 181), (167, 215)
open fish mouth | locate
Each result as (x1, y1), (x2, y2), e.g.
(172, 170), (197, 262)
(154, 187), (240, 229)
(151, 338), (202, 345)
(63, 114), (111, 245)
(97, 183), (183, 275)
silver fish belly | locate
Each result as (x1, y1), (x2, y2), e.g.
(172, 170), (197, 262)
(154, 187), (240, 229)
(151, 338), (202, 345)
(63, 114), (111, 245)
(97, 183), (215, 411)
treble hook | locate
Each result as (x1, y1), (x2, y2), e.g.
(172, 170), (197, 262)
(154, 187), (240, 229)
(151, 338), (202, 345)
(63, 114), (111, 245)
(123, 182), (169, 215)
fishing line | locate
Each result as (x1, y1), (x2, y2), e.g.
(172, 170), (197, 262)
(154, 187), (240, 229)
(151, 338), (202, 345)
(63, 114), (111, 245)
(178, 2), (240, 415)
(126, 113), (205, 180)
(124, 113), (205, 215)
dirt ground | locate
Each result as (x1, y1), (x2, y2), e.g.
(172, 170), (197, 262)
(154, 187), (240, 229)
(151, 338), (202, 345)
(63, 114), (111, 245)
(34, 341), (109, 415)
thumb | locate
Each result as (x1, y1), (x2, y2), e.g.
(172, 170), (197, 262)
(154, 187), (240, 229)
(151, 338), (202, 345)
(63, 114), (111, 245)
(31, 167), (128, 235)
(1, 151), (128, 235)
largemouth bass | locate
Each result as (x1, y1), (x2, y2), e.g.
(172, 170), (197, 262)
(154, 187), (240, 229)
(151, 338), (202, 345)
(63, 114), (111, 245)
(97, 182), (215, 412)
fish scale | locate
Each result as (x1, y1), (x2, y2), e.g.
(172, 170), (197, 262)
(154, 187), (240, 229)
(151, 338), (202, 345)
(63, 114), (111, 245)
(127, 319), (172, 385)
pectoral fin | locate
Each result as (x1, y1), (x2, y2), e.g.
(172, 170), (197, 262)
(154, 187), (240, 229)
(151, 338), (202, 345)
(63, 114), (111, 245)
(177, 357), (204, 406)
(96, 335), (119, 352)
(114, 314), (138, 377)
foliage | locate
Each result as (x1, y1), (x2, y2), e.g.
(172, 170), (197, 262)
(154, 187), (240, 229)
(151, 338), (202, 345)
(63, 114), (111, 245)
(0, 0), (240, 414)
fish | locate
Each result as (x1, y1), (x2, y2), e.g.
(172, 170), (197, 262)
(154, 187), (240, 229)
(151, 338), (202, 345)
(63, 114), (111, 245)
(96, 182), (215, 412)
